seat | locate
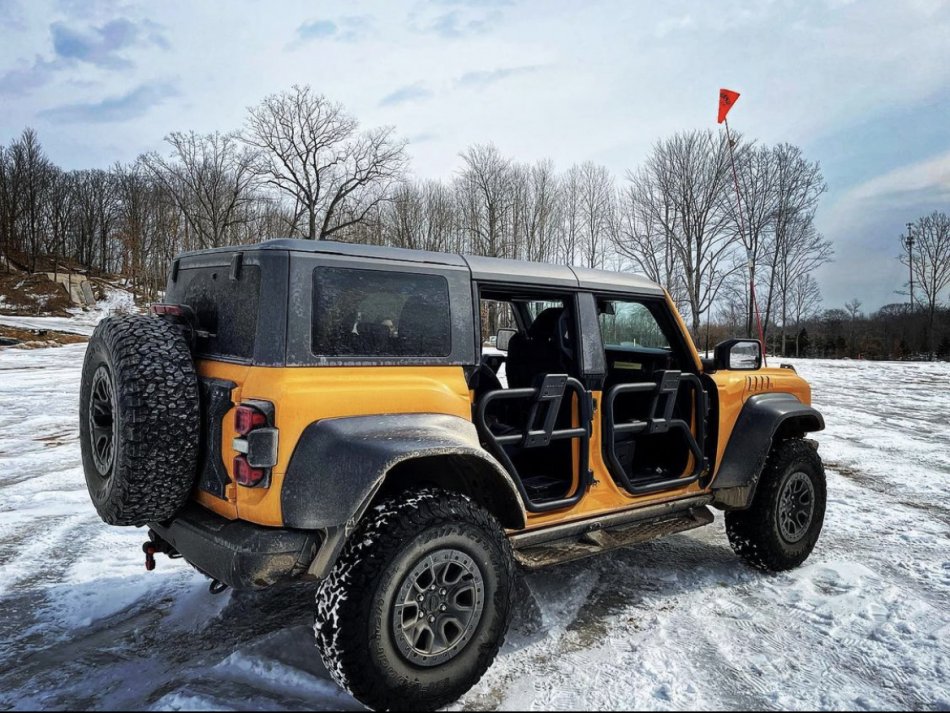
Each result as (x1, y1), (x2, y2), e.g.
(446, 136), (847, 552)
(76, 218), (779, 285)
(398, 296), (448, 355)
(506, 307), (566, 389)
(355, 322), (390, 354)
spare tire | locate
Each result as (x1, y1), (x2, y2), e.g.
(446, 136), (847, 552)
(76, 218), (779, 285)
(79, 314), (200, 526)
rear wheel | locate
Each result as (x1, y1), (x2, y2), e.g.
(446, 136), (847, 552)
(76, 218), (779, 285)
(315, 489), (514, 711)
(726, 439), (826, 572)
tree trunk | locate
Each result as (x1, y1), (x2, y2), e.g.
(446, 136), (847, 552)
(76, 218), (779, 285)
(929, 304), (937, 360)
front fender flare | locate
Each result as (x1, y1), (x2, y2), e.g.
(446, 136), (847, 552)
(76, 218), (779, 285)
(280, 413), (526, 531)
(712, 392), (824, 509)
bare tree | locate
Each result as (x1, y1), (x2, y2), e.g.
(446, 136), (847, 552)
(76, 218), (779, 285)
(12, 129), (55, 271)
(762, 143), (827, 345)
(789, 273), (822, 356)
(726, 140), (778, 337)
(244, 85), (407, 240)
(141, 131), (257, 248)
(0, 143), (21, 270)
(639, 130), (739, 336)
(559, 165), (582, 264)
(903, 211), (950, 358)
(386, 181), (425, 250)
(512, 160), (560, 263)
(456, 144), (514, 258)
(71, 169), (118, 271)
(774, 216), (833, 354)
(423, 180), (459, 253)
(114, 162), (162, 296)
(575, 161), (614, 269)
(614, 172), (686, 309)
(43, 168), (74, 278)
(845, 298), (862, 356)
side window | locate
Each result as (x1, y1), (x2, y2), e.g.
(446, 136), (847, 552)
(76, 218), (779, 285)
(479, 299), (516, 347)
(311, 267), (451, 357)
(524, 300), (564, 322)
(599, 300), (670, 350)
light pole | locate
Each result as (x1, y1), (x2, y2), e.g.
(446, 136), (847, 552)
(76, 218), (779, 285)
(901, 222), (915, 311)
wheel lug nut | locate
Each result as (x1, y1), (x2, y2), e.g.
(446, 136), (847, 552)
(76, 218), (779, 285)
(417, 594), (424, 602)
(428, 615), (436, 623)
(439, 588), (446, 596)
(440, 604), (447, 612)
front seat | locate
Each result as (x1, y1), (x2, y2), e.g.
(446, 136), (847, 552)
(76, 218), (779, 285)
(506, 307), (565, 389)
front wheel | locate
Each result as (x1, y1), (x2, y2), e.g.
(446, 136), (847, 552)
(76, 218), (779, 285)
(315, 489), (515, 711)
(726, 439), (826, 572)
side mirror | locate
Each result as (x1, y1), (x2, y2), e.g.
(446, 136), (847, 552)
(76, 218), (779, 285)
(495, 328), (517, 352)
(714, 339), (762, 371)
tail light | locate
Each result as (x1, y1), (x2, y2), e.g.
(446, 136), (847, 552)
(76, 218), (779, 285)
(150, 303), (185, 317)
(233, 454), (266, 487)
(231, 400), (277, 488)
(235, 404), (267, 436)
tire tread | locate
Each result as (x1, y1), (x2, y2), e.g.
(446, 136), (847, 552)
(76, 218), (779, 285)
(725, 438), (826, 572)
(80, 314), (200, 526)
(315, 488), (514, 711)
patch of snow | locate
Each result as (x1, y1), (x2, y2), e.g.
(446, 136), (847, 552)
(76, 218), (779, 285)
(0, 285), (139, 336)
(0, 351), (948, 710)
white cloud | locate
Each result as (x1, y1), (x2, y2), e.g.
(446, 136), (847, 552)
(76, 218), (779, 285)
(0, 0), (948, 310)
(844, 150), (950, 208)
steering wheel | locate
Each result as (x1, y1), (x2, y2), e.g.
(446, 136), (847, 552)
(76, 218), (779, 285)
(556, 311), (575, 362)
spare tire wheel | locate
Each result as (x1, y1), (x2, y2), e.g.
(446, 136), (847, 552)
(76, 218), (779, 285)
(79, 314), (201, 526)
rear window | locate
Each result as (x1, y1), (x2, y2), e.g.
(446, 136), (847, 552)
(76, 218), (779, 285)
(312, 267), (451, 358)
(176, 265), (260, 360)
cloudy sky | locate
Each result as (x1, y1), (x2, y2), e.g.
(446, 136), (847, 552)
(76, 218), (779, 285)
(2, 0), (949, 310)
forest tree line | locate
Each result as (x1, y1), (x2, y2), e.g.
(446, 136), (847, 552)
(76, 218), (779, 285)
(2, 85), (948, 359)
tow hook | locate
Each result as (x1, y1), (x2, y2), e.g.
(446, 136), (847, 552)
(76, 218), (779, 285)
(142, 541), (157, 571)
(142, 531), (179, 571)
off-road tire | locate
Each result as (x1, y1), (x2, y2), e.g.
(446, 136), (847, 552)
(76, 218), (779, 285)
(726, 439), (826, 572)
(315, 488), (515, 712)
(79, 314), (200, 526)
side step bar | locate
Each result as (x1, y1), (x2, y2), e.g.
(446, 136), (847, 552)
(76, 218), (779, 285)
(510, 495), (715, 569)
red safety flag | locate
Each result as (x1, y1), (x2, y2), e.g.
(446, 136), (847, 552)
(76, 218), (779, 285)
(718, 88), (740, 124)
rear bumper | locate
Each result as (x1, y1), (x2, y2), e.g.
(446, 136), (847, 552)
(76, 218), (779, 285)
(149, 504), (319, 590)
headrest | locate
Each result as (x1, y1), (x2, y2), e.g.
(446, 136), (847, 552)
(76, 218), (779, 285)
(527, 307), (563, 339)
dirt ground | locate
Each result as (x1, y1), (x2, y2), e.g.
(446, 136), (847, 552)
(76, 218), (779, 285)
(0, 272), (73, 317)
(0, 323), (88, 347)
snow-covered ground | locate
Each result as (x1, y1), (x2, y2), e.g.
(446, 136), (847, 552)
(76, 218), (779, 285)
(0, 349), (948, 711)
(0, 286), (137, 336)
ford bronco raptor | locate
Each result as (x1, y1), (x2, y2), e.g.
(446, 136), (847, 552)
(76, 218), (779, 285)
(79, 239), (825, 711)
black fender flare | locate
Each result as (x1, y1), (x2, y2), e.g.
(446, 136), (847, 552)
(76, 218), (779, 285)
(280, 413), (526, 532)
(712, 392), (824, 510)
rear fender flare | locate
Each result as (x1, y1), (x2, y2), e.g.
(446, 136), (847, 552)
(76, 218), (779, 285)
(712, 393), (824, 510)
(280, 413), (526, 533)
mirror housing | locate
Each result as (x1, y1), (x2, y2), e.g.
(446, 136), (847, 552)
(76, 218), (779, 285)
(495, 328), (517, 352)
(714, 339), (762, 371)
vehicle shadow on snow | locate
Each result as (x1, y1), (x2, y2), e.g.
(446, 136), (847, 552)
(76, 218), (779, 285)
(0, 533), (744, 711)
(503, 532), (746, 654)
(0, 573), (361, 711)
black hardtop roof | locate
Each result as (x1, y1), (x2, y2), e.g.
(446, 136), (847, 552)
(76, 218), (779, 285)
(177, 238), (664, 295)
